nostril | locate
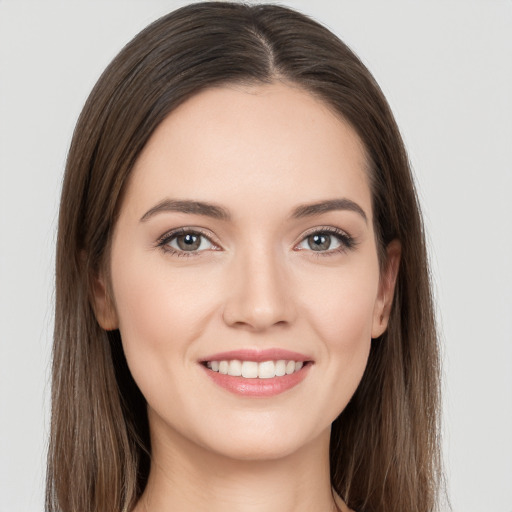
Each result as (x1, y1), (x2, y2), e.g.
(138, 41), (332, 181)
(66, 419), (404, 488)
(221, 271), (297, 330)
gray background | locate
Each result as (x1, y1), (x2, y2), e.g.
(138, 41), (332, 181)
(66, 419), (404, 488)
(1, 1), (511, 511)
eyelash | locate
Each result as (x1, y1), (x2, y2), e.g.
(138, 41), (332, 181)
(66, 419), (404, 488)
(156, 228), (218, 257)
(156, 226), (356, 258)
(296, 226), (356, 257)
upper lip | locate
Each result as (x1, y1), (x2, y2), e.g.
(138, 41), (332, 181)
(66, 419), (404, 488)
(200, 348), (312, 363)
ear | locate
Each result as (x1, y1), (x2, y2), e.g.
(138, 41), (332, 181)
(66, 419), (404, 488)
(371, 239), (401, 339)
(91, 270), (119, 331)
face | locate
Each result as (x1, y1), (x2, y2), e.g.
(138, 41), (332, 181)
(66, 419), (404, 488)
(94, 83), (399, 461)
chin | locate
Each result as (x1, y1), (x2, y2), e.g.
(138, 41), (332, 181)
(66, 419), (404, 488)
(191, 416), (328, 463)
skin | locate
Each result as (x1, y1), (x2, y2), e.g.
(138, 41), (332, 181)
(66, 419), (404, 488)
(94, 82), (400, 512)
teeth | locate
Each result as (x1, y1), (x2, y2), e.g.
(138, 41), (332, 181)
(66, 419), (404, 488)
(206, 359), (306, 378)
(241, 361), (259, 378)
(228, 360), (242, 377)
(219, 360), (229, 374)
(258, 361), (275, 379)
(275, 360), (286, 377)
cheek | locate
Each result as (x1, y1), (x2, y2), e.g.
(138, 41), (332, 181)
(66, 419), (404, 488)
(301, 262), (380, 346)
(109, 251), (222, 386)
(296, 259), (379, 400)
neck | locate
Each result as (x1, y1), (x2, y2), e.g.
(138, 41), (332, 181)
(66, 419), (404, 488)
(135, 411), (339, 512)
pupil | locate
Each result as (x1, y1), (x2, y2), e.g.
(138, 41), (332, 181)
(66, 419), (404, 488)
(178, 233), (200, 251)
(309, 234), (330, 251)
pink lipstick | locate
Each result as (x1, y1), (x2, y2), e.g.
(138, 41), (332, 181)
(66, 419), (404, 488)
(199, 348), (313, 397)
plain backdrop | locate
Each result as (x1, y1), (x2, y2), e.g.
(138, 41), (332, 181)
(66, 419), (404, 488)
(0, 1), (511, 511)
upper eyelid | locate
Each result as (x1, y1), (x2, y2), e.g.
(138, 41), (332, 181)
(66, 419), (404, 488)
(156, 227), (222, 255)
(295, 225), (352, 243)
(157, 227), (218, 243)
(299, 225), (350, 236)
(156, 225), (354, 251)
(294, 226), (356, 253)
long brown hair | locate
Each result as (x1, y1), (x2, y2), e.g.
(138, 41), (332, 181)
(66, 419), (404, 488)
(47, 3), (442, 511)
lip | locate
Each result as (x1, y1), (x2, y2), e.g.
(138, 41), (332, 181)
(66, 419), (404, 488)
(199, 348), (312, 363)
(199, 348), (313, 397)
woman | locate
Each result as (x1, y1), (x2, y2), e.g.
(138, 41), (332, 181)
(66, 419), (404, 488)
(47, 2), (442, 511)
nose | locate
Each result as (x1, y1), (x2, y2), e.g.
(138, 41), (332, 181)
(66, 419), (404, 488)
(222, 247), (296, 331)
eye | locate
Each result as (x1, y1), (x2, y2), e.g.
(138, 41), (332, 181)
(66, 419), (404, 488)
(157, 229), (217, 255)
(295, 228), (355, 253)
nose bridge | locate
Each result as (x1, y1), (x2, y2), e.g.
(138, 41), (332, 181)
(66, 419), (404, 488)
(222, 240), (294, 330)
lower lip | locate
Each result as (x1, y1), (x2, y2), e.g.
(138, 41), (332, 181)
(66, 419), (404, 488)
(201, 363), (312, 397)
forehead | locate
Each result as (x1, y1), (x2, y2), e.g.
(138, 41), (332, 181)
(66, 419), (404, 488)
(124, 82), (372, 221)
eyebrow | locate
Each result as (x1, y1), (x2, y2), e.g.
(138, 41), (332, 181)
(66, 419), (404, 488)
(140, 197), (367, 223)
(291, 198), (368, 223)
(140, 199), (230, 222)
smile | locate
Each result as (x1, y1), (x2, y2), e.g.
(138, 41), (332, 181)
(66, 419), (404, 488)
(205, 360), (305, 379)
(199, 349), (313, 396)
